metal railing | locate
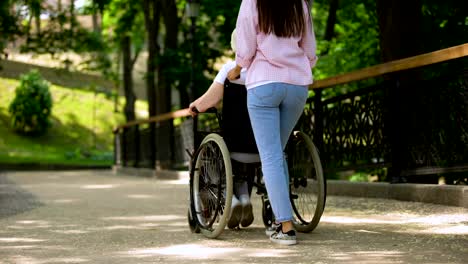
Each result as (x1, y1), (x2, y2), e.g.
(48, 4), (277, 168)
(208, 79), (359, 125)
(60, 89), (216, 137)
(113, 43), (468, 182)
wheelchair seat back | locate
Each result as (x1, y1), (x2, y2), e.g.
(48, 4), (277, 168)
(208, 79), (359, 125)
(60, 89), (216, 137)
(221, 79), (259, 155)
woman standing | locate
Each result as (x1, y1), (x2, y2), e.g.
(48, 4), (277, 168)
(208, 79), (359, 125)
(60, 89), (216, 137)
(227, 0), (317, 245)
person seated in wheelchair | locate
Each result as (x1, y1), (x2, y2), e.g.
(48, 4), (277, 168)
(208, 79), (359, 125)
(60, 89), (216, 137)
(189, 29), (258, 229)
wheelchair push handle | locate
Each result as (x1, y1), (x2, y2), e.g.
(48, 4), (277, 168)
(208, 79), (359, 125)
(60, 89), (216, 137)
(190, 106), (200, 114)
(190, 106), (218, 114)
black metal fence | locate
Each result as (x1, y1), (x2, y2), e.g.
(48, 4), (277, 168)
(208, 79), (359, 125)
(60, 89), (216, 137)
(297, 63), (468, 182)
(113, 46), (468, 183)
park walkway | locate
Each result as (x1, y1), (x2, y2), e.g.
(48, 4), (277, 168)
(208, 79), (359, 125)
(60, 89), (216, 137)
(0, 170), (467, 264)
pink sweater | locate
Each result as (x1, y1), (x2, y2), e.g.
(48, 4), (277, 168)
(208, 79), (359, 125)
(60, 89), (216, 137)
(235, 0), (318, 89)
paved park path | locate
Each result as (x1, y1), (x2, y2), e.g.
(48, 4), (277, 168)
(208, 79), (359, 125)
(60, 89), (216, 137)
(0, 170), (467, 264)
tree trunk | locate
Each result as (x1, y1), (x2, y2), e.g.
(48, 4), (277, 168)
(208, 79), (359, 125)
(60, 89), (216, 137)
(26, 14), (32, 41)
(91, 0), (102, 35)
(179, 83), (190, 109)
(35, 13), (41, 35)
(321, 0), (339, 55)
(324, 0), (338, 42)
(57, 0), (63, 31)
(376, 0), (422, 62)
(143, 0), (160, 118)
(92, 12), (100, 35)
(69, 0), (76, 48)
(376, 0), (422, 183)
(157, 0), (180, 168)
(69, 0), (75, 26)
(122, 35), (136, 122)
(143, 0), (161, 168)
(158, 0), (179, 114)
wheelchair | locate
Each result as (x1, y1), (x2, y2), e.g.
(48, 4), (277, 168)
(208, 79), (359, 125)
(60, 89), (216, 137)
(187, 80), (326, 239)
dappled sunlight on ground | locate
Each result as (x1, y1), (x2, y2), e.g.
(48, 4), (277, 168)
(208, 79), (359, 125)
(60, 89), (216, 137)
(328, 251), (404, 264)
(0, 170), (466, 263)
(121, 244), (241, 259)
(426, 225), (468, 234)
(102, 225), (155, 231)
(0, 245), (39, 250)
(0, 237), (46, 243)
(102, 215), (184, 222)
(80, 184), (119, 189)
(160, 178), (190, 185)
(322, 213), (467, 225)
(321, 213), (468, 235)
(50, 199), (78, 204)
(0, 244), (73, 251)
(126, 194), (156, 199)
(7, 256), (91, 263)
(15, 220), (49, 225)
(118, 243), (302, 261)
(354, 229), (381, 234)
(50, 229), (90, 234)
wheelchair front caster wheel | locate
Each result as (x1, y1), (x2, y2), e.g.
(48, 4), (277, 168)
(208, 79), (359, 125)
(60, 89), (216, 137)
(262, 199), (274, 228)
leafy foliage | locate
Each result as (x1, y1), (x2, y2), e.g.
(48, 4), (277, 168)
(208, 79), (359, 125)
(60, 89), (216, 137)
(0, 0), (22, 56)
(8, 70), (53, 135)
(101, 0), (145, 83)
(420, 0), (468, 52)
(0, 76), (134, 165)
(3, 0), (467, 115)
(314, 0), (380, 78)
(145, 0), (242, 104)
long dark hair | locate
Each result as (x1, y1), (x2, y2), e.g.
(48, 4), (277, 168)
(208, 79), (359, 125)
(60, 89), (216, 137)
(257, 0), (306, 37)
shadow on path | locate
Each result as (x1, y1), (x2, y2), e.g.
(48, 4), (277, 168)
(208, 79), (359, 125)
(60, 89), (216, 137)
(0, 172), (43, 218)
(0, 170), (466, 264)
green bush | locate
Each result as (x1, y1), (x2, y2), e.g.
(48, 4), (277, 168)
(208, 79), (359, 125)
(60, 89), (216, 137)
(8, 70), (53, 135)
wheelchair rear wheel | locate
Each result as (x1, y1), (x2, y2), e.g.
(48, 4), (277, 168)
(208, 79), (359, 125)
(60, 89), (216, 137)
(189, 133), (233, 238)
(287, 131), (326, 233)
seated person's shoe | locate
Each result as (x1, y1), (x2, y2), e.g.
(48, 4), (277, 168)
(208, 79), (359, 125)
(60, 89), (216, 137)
(227, 196), (242, 229)
(239, 195), (254, 227)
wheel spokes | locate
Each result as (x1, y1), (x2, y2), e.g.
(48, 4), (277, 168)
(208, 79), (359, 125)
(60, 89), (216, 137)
(195, 141), (227, 229)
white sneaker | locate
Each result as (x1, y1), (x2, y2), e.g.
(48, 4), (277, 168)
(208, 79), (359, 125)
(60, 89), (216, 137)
(265, 222), (281, 236)
(227, 196), (242, 229)
(239, 195), (254, 227)
(270, 229), (297, 246)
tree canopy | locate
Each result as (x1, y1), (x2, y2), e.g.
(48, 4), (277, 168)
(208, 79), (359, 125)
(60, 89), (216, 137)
(0, 0), (466, 118)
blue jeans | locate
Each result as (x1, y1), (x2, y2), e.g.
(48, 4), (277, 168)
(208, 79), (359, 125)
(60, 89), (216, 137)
(247, 82), (308, 222)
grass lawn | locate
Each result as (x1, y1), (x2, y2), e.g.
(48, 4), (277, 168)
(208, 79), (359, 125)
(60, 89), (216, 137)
(0, 76), (147, 167)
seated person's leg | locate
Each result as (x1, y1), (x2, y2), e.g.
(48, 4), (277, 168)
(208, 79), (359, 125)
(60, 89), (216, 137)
(232, 160), (255, 228)
(236, 180), (254, 227)
(227, 192), (242, 229)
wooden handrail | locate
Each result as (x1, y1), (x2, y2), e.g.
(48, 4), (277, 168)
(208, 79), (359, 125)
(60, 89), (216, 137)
(114, 108), (190, 131)
(114, 43), (468, 132)
(311, 43), (468, 89)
